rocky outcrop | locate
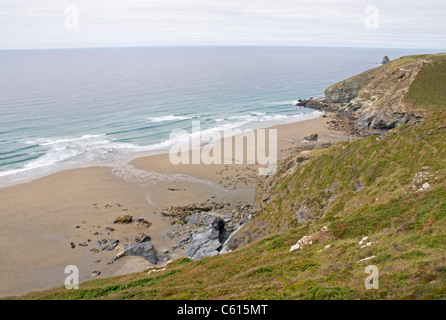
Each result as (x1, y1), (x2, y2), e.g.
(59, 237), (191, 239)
(116, 241), (161, 265)
(296, 55), (440, 131)
(382, 56), (390, 65)
(320, 56), (433, 130)
(325, 72), (374, 104)
(186, 217), (229, 260)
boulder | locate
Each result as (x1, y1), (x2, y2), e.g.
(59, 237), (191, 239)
(114, 215), (133, 224)
(122, 241), (160, 264)
(136, 218), (151, 227)
(304, 133), (319, 141)
(186, 217), (228, 260)
(382, 56), (390, 65)
(187, 213), (203, 225)
(134, 233), (151, 243)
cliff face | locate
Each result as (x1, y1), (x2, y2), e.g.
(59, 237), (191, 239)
(324, 54), (445, 130)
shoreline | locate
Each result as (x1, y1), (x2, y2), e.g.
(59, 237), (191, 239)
(0, 110), (325, 190)
(0, 113), (356, 298)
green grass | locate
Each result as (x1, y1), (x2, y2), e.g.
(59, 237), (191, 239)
(404, 55), (446, 113)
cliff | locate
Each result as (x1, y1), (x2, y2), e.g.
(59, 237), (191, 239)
(323, 53), (446, 130)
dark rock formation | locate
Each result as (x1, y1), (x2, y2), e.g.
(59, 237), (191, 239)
(121, 241), (160, 264)
(382, 56), (390, 65)
(186, 217), (229, 260)
(304, 133), (319, 141)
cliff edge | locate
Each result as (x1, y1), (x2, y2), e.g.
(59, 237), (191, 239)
(323, 53), (446, 130)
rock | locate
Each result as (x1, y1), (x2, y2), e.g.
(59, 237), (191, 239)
(421, 182), (431, 190)
(98, 239), (108, 246)
(187, 213), (203, 225)
(381, 56), (390, 65)
(354, 180), (364, 192)
(180, 236), (192, 244)
(70, 242), (76, 249)
(91, 271), (101, 278)
(121, 241), (160, 264)
(101, 243), (117, 251)
(105, 227), (115, 232)
(292, 199), (317, 224)
(187, 235), (221, 261)
(203, 214), (216, 226)
(357, 112), (377, 130)
(412, 171), (430, 191)
(187, 217), (228, 260)
(304, 133), (319, 141)
(290, 235), (313, 252)
(134, 233), (151, 243)
(239, 214), (251, 226)
(114, 215), (133, 224)
(293, 100), (306, 106)
(290, 226), (330, 252)
(136, 219), (151, 227)
(108, 239), (119, 245)
(358, 236), (369, 245)
(147, 268), (166, 275)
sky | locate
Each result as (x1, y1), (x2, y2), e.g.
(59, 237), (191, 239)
(0, 0), (445, 49)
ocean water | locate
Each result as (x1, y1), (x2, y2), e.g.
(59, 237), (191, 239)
(0, 46), (440, 186)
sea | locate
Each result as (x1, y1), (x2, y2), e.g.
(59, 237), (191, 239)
(0, 46), (441, 187)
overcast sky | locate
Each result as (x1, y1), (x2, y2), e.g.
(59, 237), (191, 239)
(0, 0), (445, 49)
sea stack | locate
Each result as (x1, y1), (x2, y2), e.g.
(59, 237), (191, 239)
(381, 56), (390, 65)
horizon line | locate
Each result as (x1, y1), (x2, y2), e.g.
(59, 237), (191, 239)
(1, 44), (446, 52)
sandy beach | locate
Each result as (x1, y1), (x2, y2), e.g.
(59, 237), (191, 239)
(0, 115), (354, 297)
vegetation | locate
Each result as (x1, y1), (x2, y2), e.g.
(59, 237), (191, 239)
(404, 54), (446, 113)
(9, 55), (446, 300)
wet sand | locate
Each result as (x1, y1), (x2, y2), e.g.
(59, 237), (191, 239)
(0, 115), (353, 297)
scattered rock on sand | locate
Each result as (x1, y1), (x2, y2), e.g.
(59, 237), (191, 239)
(91, 271), (101, 277)
(114, 215), (133, 224)
(134, 233), (151, 243)
(304, 133), (319, 141)
(136, 218), (151, 227)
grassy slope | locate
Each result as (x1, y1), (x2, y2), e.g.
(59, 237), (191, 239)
(404, 54), (446, 114)
(17, 109), (446, 300)
(11, 55), (446, 300)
